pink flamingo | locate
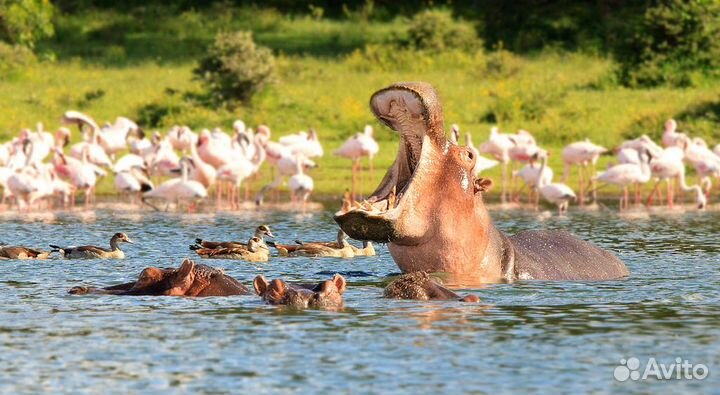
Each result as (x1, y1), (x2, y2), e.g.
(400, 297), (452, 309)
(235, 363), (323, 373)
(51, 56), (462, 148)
(334, 125), (379, 200)
(478, 127), (515, 202)
(561, 139), (607, 205)
(647, 147), (706, 209)
(661, 119), (689, 148)
(596, 151), (651, 210)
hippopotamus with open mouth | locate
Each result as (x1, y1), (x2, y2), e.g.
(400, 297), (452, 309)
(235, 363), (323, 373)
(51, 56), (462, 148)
(334, 82), (628, 285)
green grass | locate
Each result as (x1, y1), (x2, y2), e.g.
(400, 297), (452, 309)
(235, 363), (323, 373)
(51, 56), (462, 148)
(2, 6), (719, 205)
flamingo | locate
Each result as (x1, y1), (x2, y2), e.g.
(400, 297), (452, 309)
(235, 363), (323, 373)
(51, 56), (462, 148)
(149, 138), (181, 177)
(334, 125), (380, 200)
(281, 128), (324, 158)
(188, 141), (216, 191)
(143, 157), (207, 210)
(536, 154), (576, 215)
(216, 140), (266, 209)
(167, 126), (198, 154)
(646, 147), (706, 209)
(478, 127), (515, 202)
(256, 153), (317, 205)
(129, 129), (155, 160)
(115, 166), (153, 205)
(197, 129), (235, 169)
(515, 161), (553, 208)
(288, 153), (314, 211)
(661, 119), (689, 148)
(596, 151), (651, 210)
(96, 116), (137, 158)
(619, 135), (664, 159)
(617, 148), (641, 165)
(561, 139), (608, 205)
(52, 147), (97, 209)
(256, 125), (287, 176)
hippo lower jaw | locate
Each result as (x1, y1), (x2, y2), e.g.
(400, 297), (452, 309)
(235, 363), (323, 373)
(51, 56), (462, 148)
(335, 87), (441, 243)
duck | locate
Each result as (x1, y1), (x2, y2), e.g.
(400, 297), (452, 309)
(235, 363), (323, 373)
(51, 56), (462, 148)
(0, 244), (51, 260)
(267, 229), (355, 258)
(349, 240), (375, 257)
(192, 237), (269, 262)
(191, 225), (274, 251)
(50, 232), (134, 259)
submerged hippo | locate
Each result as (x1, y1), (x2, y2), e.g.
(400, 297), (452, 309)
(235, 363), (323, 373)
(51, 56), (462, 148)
(253, 274), (346, 309)
(384, 272), (480, 302)
(69, 258), (249, 296)
(334, 82), (628, 285)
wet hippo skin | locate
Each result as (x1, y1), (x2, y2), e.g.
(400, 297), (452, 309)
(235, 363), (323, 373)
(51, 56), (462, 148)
(335, 82), (629, 285)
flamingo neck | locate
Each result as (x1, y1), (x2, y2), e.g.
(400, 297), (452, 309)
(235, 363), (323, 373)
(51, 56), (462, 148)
(536, 157), (548, 189)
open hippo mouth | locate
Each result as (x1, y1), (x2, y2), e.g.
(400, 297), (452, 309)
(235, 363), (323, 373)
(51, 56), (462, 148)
(334, 83), (447, 242)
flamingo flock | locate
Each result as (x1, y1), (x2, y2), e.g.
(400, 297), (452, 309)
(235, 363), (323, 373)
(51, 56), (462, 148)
(0, 111), (327, 212)
(467, 118), (713, 214)
(0, 111), (715, 216)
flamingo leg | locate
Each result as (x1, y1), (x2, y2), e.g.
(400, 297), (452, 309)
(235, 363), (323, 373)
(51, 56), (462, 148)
(351, 160), (357, 201)
(358, 160), (364, 200)
(578, 165), (585, 207)
(667, 179), (674, 209)
(590, 162), (597, 203)
(623, 186), (629, 210)
(501, 162), (508, 203)
(646, 180), (660, 206)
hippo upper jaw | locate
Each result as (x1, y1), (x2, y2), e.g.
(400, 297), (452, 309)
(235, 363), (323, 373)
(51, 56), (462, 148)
(335, 83), (449, 243)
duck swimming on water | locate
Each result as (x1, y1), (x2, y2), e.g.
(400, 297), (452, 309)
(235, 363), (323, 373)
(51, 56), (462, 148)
(50, 232), (134, 259)
(0, 244), (51, 260)
(267, 229), (356, 258)
(191, 225), (274, 251)
(192, 236), (270, 262)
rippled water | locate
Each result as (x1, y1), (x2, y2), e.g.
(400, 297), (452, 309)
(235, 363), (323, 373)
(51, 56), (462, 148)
(1, 207), (719, 394)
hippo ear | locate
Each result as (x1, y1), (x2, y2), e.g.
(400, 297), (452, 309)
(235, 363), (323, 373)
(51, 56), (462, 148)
(177, 258), (194, 278)
(332, 274), (347, 294)
(253, 275), (269, 296)
(474, 178), (493, 194)
(165, 258), (195, 296)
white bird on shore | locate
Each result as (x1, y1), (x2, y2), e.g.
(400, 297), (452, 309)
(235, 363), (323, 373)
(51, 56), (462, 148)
(143, 158), (207, 209)
(597, 150), (652, 210)
(536, 153), (576, 215)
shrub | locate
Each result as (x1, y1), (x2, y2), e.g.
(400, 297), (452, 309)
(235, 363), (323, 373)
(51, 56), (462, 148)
(617, 0), (720, 87)
(0, 42), (36, 79)
(193, 31), (275, 106)
(406, 9), (481, 52)
(485, 48), (523, 78)
(0, 0), (55, 48)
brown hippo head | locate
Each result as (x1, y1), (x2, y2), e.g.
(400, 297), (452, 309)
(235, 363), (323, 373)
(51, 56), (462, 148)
(384, 272), (480, 302)
(334, 82), (498, 280)
(253, 274), (346, 309)
(69, 258), (249, 296)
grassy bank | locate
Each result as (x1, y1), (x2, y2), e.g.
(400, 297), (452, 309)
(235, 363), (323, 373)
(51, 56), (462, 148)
(1, 6), (719, 203)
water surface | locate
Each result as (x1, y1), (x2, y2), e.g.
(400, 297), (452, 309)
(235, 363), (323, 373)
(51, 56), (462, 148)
(0, 208), (718, 394)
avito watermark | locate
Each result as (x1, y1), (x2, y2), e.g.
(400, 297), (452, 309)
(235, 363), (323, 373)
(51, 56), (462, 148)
(614, 357), (709, 382)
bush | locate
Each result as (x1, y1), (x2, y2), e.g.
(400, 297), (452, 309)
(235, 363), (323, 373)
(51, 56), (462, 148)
(405, 9), (481, 52)
(0, 0), (55, 48)
(0, 42), (36, 79)
(617, 0), (720, 87)
(193, 31), (275, 106)
(485, 48), (523, 78)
